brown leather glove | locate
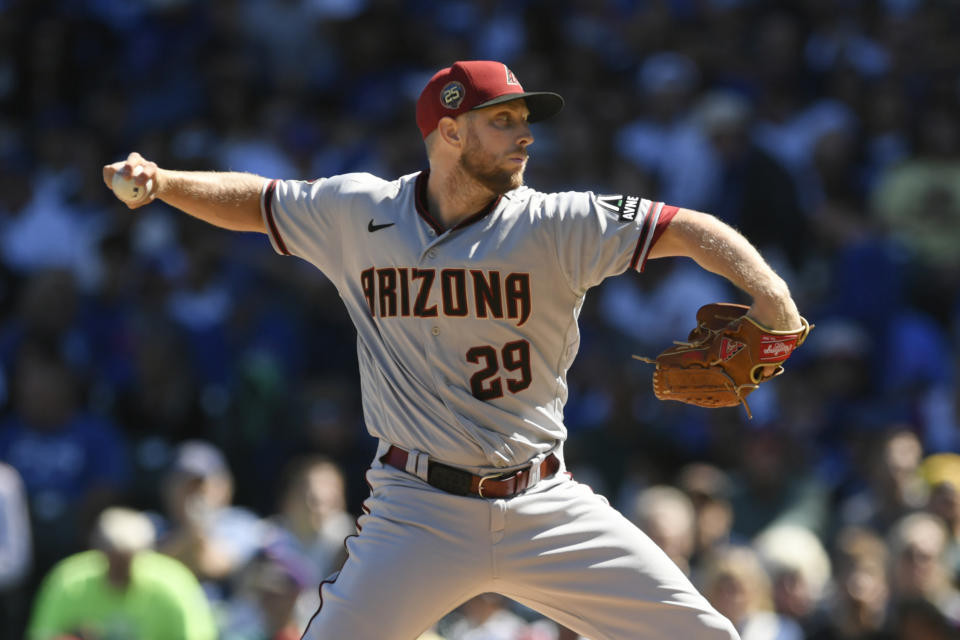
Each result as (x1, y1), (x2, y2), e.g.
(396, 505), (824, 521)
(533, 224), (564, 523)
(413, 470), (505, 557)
(634, 303), (811, 418)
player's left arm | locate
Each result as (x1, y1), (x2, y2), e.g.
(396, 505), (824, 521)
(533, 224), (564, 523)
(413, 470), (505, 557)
(646, 208), (802, 331)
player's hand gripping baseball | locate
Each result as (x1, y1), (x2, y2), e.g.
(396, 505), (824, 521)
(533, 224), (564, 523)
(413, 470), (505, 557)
(103, 152), (159, 209)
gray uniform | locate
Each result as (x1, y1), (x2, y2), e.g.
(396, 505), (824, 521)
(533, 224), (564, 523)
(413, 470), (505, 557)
(262, 170), (739, 640)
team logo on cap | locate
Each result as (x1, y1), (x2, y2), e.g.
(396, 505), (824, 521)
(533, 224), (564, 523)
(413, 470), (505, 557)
(505, 66), (520, 86)
(441, 81), (465, 109)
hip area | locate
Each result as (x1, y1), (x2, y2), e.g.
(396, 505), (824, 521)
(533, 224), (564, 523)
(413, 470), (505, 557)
(366, 439), (570, 500)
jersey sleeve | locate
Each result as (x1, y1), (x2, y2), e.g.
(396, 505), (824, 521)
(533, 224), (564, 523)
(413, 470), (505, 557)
(545, 191), (679, 292)
(260, 175), (353, 277)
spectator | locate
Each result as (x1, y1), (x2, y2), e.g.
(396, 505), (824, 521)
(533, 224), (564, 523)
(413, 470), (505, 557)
(627, 484), (696, 575)
(840, 427), (928, 534)
(155, 440), (266, 599)
(26, 506), (216, 640)
(263, 455), (355, 628)
(114, 320), (209, 511)
(699, 545), (803, 640)
(220, 548), (312, 640)
(727, 426), (831, 540)
(0, 268), (87, 376)
(753, 524), (832, 633)
(693, 90), (807, 271)
(615, 51), (715, 210)
(872, 103), (960, 278)
(886, 511), (960, 625)
(920, 452), (960, 576)
(676, 462), (735, 567)
(0, 342), (129, 577)
(0, 138), (105, 285)
(0, 461), (31, 640)
(806, 526), (891, 640)
(891, 597), (957, 640)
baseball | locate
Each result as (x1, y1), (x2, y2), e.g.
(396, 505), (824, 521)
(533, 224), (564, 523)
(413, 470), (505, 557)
(111, 167), (152, 203)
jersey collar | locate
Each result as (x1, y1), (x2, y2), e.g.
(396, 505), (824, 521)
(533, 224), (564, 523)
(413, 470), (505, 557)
(414, 169), (502, 234)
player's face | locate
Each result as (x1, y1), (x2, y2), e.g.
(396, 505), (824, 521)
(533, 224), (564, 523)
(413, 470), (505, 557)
(459, 100), (533, 194)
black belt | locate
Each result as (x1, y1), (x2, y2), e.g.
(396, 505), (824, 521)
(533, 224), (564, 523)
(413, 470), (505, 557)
(380, 445), (560, 499)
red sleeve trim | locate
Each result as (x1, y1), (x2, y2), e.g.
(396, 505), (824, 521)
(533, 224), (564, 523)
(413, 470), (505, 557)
(629, 203), (657, 271)
(262, 179), (290, 256)
(631, 203), (679, 273)
(646, 205), (679, 253)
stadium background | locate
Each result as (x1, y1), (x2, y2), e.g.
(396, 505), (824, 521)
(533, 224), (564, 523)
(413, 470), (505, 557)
(1, 0), (959, 638)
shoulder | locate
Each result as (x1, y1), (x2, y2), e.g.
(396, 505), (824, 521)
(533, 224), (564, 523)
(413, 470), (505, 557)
(290, 172), (410, 205)
(321, 172), (409, 195)
(133, 551), (202, 587)
(0, 461), (24, 488)
(502, 186), (593, 219)
(328, 171), (395, 190)
(43, 550), (107, 586)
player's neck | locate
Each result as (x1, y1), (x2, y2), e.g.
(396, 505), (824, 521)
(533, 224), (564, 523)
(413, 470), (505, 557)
(425, 164), (497, 229)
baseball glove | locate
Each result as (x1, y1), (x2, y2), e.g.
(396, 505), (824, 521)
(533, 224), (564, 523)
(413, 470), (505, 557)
(633, 303), (811, 419)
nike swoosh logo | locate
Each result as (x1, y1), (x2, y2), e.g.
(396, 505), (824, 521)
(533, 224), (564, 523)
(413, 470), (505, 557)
(368, 220), (395, 232)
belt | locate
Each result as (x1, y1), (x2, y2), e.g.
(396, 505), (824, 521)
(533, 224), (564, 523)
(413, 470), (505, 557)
(380, 445), (560, 499)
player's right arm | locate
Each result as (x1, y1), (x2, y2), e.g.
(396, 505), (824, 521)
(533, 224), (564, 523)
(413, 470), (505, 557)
(102, 152), (267, 233)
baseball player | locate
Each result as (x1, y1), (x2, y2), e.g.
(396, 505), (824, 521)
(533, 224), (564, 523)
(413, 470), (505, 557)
(104, 61), (804, 640)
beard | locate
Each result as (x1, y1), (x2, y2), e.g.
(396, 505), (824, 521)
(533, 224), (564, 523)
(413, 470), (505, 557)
(458, 129), (526, 195)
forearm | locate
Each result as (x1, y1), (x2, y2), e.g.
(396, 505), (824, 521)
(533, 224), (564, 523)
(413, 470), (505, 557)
(156, 169), (267, 233)
(104, 153), (268, 233)
(649, 208), (801, 329)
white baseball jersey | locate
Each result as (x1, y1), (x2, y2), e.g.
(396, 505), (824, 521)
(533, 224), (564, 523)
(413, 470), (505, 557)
(260, 171), (741, 640)
(261, 170), (677, 471)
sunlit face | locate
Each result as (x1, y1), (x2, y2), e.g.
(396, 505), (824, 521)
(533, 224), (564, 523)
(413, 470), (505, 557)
(895, 524), (945, 596)
(458, 99), (534, 195)
(302, 465), (346, 523)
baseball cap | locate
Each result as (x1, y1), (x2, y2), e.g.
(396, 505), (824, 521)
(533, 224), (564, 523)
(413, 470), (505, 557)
(91, 507), (156, 554)
(416, 61), (564, 139)
(170, 439), (229, 478)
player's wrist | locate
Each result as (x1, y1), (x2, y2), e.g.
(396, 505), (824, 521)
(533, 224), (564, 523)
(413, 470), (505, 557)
(747, 290), (801, 331)
(153, 167), (170, 199)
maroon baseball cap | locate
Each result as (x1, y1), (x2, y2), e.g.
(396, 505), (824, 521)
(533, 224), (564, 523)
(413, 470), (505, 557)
(416, 61), (564, 139)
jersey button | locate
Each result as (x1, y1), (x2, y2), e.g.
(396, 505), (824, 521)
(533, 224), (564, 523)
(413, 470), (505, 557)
(431, 326), (440, 336)
(427, 250), (437, 259)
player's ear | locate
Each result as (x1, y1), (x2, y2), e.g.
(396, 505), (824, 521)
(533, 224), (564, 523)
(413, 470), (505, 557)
(437, 117), (462, 148)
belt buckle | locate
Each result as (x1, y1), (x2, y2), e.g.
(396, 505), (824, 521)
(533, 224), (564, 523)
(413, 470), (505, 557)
(477, 472), (505, 498)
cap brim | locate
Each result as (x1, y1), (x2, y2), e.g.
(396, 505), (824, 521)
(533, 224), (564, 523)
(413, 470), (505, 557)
(471, 92), (564, 123)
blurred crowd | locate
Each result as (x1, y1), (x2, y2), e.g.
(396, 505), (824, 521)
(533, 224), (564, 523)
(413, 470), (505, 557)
(1, 0), (959, 638)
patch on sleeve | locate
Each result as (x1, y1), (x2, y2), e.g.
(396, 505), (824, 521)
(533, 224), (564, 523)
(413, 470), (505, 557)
(596, 194), (642, 222)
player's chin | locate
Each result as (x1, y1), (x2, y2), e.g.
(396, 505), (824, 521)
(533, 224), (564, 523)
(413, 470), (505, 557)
(505, 162), (526, 187)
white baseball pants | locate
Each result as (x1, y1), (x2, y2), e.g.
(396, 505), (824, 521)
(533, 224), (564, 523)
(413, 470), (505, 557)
(301, 455), (740, 640)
